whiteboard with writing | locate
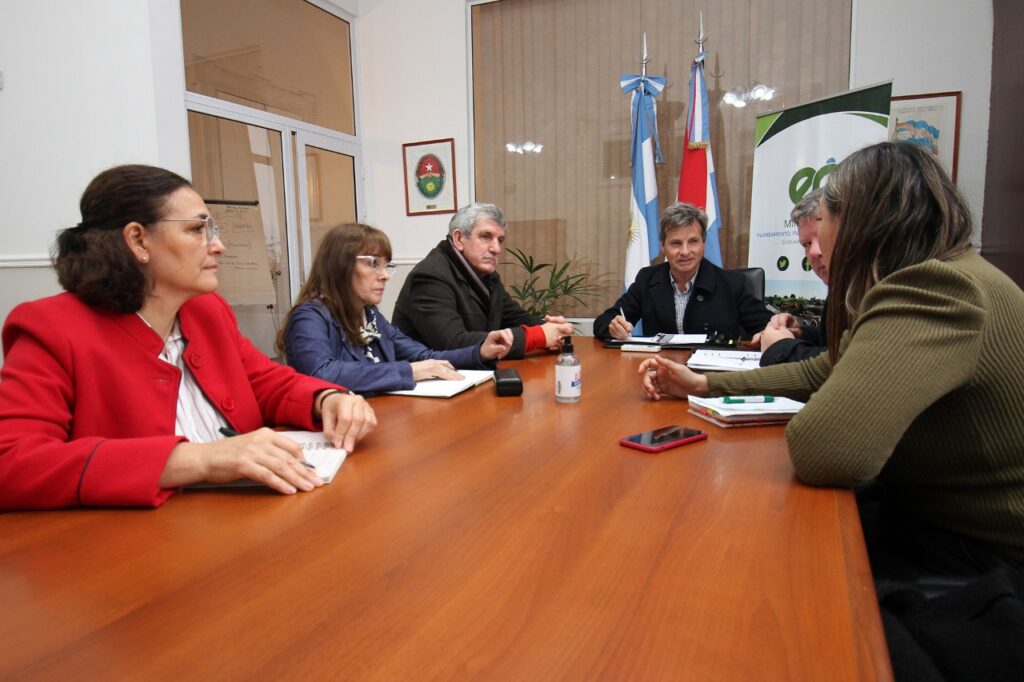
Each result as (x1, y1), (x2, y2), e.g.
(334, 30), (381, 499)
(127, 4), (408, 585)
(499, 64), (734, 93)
(208, 202), (276, 306)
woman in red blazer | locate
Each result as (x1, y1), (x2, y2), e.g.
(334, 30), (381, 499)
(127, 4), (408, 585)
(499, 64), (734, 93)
(0, 165), (377, 510)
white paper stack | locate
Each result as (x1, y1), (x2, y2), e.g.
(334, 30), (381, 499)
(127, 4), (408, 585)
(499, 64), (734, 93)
(386, 370), (494, 398)
(686, 395), (805, 428)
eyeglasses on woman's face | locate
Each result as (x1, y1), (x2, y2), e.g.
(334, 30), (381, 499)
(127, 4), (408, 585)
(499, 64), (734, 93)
(355, 255), (397, 277)
(161, 215), (221, 246)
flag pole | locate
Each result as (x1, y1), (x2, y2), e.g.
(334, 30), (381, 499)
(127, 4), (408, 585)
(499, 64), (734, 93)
(641, 32), (649, 78)
(696, 12), (707, 50)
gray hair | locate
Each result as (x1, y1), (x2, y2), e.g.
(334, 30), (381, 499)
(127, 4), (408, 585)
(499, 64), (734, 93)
(659, 202), (708, 243)
(448, 202), (506, 237)
(791, 188), (823, 225)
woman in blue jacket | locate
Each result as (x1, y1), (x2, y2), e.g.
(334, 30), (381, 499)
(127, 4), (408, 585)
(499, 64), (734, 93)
(280, 224), (512, 394)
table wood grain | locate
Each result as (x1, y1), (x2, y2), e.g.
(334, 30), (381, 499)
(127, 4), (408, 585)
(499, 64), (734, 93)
(0, 339), (891, 681)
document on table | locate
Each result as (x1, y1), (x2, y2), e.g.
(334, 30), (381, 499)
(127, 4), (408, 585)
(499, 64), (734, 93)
(653, 333), (708, 345)
(385, 370), (494, 398)
(687, 349), (763, 371)
(686, 395), (805, 428)
(188, 431), (347, 487)
(278, 431), (347, 483)
(688, 395), (804, 416)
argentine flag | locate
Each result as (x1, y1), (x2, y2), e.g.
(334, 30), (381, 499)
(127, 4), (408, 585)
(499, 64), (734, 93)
(677, 51), (723, 266)
(621, 72), (665, 291)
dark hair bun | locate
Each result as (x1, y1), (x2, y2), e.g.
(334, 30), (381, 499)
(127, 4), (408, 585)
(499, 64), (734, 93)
(56, 226), (89, 255)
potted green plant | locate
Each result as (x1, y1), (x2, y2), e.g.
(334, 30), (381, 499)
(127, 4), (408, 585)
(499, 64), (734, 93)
(503, 247), (603, 320)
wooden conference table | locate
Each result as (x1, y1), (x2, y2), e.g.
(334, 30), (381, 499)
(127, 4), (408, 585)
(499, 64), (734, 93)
(0, 339), (891, 681)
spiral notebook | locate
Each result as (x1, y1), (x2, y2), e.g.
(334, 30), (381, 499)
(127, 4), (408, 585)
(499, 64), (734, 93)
(188, 431), (347, 488)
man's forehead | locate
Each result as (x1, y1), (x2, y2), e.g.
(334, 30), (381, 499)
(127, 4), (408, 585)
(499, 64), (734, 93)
(797, 217), (820, 236)
(472, 219), (505, 237)
(665, 223), (702, 241)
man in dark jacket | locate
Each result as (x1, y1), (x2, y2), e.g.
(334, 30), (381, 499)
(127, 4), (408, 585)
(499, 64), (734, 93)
(593, 202), (770, 343)
(393, 203), (573, 359)
(756, 189), (829, 366)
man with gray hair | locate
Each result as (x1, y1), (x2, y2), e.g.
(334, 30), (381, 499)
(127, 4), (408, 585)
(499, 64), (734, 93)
(755, 188), (829, 366)
(394, 202), (573, 359)
(594, 201), (770, 343)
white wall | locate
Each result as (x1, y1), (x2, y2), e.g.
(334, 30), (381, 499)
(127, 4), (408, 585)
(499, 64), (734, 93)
(0, 0), (188, 347)
(354, 0), (475, 316)
(851, 0), (992, 245)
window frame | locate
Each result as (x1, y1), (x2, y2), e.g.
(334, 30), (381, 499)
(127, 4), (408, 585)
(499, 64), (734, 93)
(181, 0), (365, 294)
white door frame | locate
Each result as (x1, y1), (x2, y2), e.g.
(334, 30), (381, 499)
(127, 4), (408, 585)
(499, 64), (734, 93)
(184, 91), (365, 297)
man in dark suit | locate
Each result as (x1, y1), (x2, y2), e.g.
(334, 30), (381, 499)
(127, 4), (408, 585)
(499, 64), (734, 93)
(593, 202), (770, 343)
(393, 203), (573, 359)
(755, 189), (829, 366)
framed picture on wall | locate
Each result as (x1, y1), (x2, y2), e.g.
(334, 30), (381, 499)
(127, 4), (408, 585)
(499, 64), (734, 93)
(889, 91), (962, 183)
(402, 138), (458, 216)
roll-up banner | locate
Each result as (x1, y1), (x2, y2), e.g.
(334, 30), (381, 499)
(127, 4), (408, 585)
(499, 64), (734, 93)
(748, 82), (892, 307)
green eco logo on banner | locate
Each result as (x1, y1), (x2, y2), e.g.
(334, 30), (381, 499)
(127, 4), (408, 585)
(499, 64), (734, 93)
(789, 158), (836, 204)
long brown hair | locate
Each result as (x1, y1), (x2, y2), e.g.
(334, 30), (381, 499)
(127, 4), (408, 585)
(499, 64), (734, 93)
(824, 142), (973, 362)
(277, 223), (392, 356)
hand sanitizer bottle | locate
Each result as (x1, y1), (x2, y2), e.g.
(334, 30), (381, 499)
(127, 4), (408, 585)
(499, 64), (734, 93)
(555, 336), (581, 403)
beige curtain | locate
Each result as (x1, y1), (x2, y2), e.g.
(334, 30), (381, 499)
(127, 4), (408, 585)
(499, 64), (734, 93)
(472, 0), (850, 317)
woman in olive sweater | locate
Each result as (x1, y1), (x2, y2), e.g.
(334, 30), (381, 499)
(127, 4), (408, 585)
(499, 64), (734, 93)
(639, 142), (1024, 576)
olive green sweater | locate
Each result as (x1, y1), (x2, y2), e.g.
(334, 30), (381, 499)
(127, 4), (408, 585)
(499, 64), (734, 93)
(707, 251), (1024, 562)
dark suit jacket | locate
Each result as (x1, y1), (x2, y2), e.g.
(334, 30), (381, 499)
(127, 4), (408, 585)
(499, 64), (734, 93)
(593, 259), (771, 342)
(393, 240), (542, 359)
(759, 300), (828, 366)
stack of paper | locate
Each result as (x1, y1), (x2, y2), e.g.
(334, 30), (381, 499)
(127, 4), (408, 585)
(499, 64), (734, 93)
(687, 395), (804, 428)
(385, 370), (494, 398)
(687, 349), (762, 372)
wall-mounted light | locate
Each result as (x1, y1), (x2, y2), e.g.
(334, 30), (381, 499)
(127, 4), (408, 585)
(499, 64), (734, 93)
(505, 140), (543, 154)
(722, 83), (775, 108)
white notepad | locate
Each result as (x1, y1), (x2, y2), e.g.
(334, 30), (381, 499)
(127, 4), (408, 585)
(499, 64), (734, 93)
(188, 430), (347, 487)
(385, 370), (494, 398)
(278, 431), (348, 483)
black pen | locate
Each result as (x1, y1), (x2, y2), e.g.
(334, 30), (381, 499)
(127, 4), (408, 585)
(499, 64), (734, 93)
(219, 426), (315, 469)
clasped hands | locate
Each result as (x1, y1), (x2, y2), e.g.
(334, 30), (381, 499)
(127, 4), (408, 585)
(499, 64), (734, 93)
(541, 315), (574, 350)
(750, 313), (802, 351)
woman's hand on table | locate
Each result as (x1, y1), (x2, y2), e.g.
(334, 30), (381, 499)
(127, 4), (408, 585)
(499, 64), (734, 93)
(318, 391), (377, 452)
(638, 355), (710, 401)
(161, 428), (324, 494)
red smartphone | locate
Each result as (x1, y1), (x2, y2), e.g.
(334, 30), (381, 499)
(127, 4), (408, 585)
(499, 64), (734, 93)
(619, 425), (707, 453)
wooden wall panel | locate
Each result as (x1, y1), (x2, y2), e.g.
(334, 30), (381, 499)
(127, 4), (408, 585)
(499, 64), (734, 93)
(473, 0), (851, 316)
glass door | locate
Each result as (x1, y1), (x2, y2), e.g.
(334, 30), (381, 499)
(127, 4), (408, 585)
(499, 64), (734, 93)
(294, 130), (361, 278)
(187, 109), (294, 358)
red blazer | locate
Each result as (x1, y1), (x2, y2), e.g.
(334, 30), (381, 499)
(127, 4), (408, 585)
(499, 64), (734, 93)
(0, 292), (342, 510)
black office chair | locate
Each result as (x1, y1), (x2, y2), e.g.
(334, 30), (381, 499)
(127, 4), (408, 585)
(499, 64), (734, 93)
(730, 267), (765, 303)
